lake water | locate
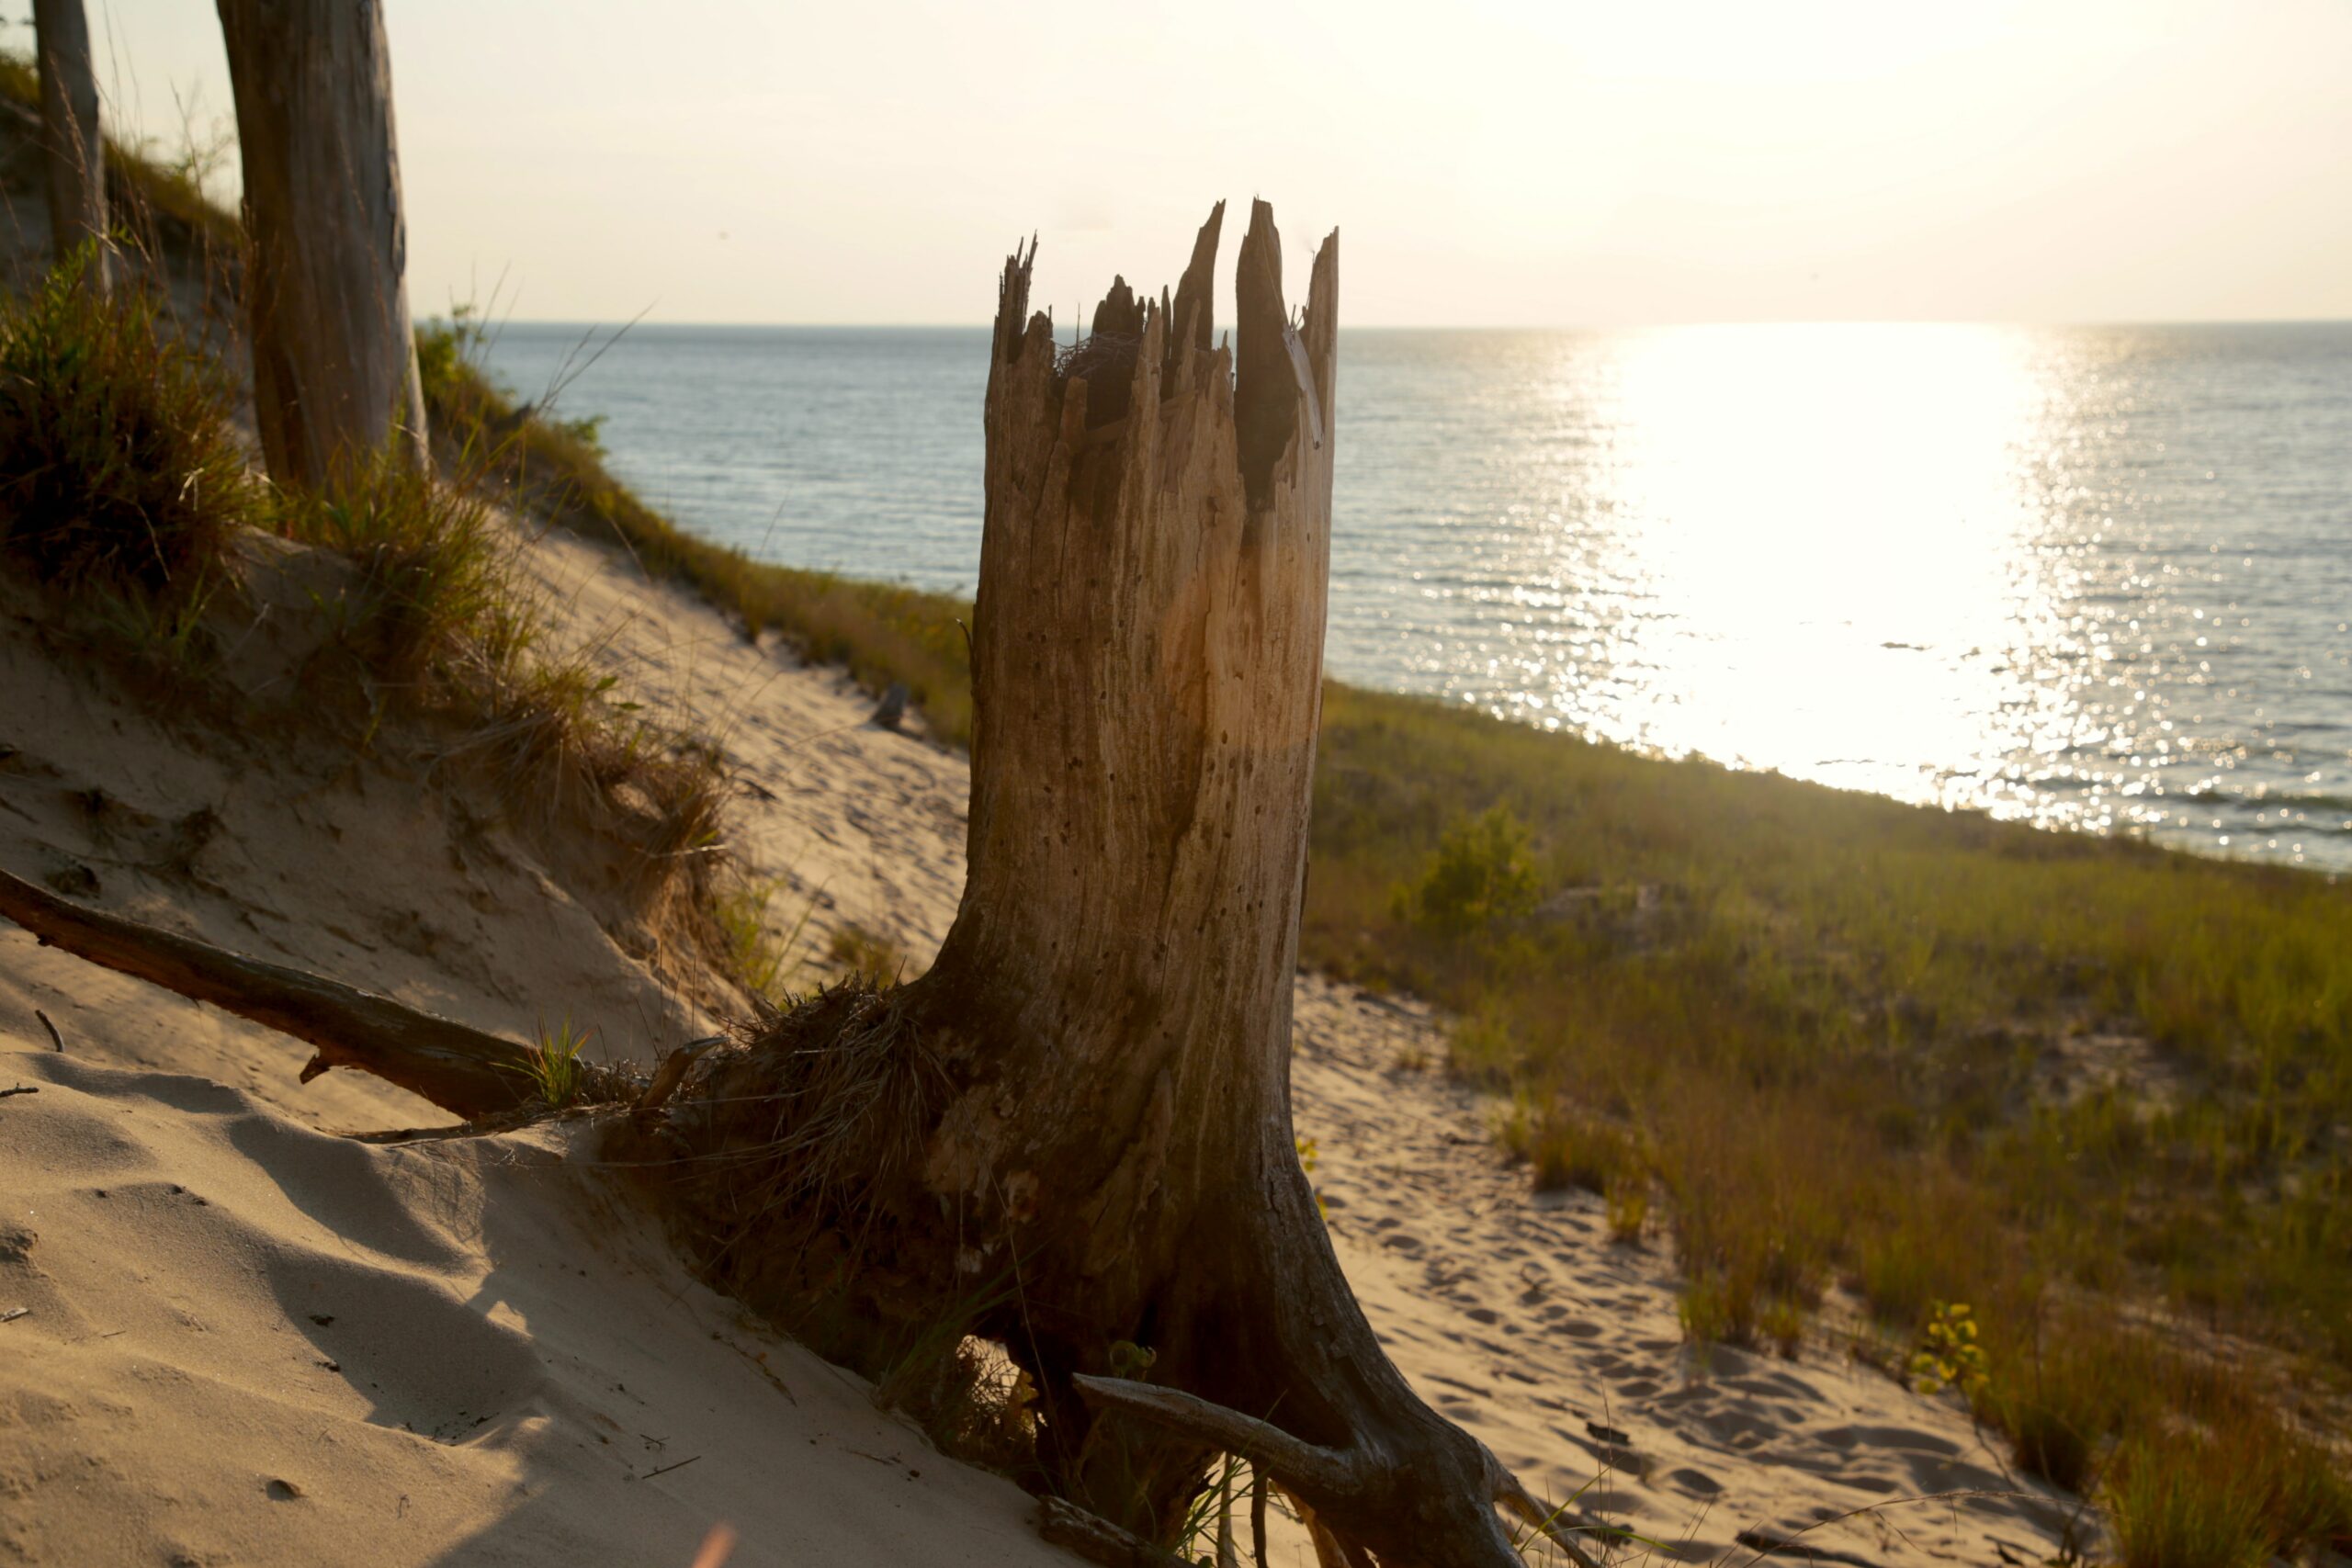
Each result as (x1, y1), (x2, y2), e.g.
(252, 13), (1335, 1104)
(481, 321), (2352, 872)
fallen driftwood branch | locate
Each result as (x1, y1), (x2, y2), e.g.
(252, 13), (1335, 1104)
(34, 1009), (64, 1051)
(0, 866), (598, 1118)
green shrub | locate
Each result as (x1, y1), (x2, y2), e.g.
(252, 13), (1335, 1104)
(0, 250), (253, 594)
(1395, 803), (1541, 934)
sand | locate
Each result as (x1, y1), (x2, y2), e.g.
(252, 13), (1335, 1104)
(2, 511), (2081, 1565)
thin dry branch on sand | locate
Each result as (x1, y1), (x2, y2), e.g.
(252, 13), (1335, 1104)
(0, 865), (609, 1118)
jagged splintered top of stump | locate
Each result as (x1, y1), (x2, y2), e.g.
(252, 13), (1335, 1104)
(992, 199), (1338, 516)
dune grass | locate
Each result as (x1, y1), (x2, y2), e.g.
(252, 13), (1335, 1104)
(1309, 684), (2352, 1355)
(0, 241), (724, 924)
(1310, 683), (2351, 1551)
(0, 246), (253, 596)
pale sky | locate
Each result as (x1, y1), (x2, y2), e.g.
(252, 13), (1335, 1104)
(27, 0), (2352, 326)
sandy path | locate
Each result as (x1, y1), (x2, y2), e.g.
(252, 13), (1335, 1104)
(1292, 980), (2075, 1568)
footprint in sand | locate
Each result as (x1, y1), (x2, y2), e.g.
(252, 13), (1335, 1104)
(1665, 1466), (1724, 1497)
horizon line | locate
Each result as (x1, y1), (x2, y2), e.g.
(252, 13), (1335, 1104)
(466, 315), (2352, 333)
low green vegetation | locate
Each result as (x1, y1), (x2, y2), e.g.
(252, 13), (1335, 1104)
(1312, 683), (2352, 1559)
(512, 1018), (593, 1110)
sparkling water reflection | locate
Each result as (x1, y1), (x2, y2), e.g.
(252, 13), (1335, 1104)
(483, 321), (2352, 869)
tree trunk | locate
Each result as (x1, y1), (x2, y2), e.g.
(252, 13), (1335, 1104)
(894, 201), (1568, 1565)
(31, 0), (107, 288)
(912, 195), (1348, 1509)
(215, 0), (427, 491)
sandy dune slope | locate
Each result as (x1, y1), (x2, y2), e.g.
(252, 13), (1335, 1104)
(0, 1043), (1065, 1567)
(4, 523), (2075, 1566)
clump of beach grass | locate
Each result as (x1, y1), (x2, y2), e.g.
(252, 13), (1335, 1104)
(510, 1018), (593, 1110)
(0, 246), (254, 598)
(279, 457), (522, 695)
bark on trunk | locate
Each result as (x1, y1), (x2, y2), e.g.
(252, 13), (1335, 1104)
(216, 0), (427, 491)
(32, 0), (107, 287)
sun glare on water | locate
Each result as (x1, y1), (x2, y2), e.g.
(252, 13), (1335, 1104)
(1589, 323), (2055, 806)
(1336, 319), (2347, 860)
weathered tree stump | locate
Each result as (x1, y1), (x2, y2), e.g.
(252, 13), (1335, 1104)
(31, 0), (107, 287)
(644, 204), (1593, 1565)
(216, 0), (428, 490)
